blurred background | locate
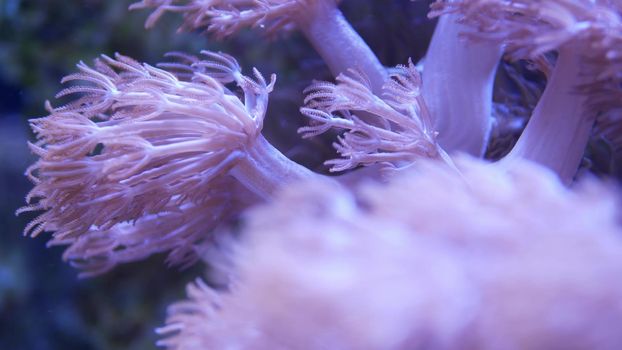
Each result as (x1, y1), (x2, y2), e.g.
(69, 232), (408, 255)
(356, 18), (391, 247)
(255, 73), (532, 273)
(0, 1), (437, 349)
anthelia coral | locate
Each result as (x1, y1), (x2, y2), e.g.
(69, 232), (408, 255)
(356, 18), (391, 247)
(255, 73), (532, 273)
(19, 0), (622, 347)
(19, 51), (314, 276)
(299, 60), (449, 172)
(430, 0), (622, 182)
(129, 0), (387, 92)
(129, 0), (622, 175)
(128, 0), (496, 156)
(159, 157), (622, 349)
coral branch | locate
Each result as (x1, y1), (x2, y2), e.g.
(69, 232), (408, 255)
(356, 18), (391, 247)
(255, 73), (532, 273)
(432, 0), (622, 182)
(300, 60), (445, 173)
(503, 46), (595, 183)
(423, 11), (503, 156)
(130, 0), (387, 92)
(231, 135), (315, 199)
(297, 2), (387, 92)
(20, 51), (314, 274)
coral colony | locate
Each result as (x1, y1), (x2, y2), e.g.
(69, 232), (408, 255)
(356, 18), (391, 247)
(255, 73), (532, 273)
(19, 0), (622, 348)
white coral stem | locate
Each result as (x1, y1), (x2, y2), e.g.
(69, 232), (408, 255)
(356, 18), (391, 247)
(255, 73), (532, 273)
(423, 13), (503, 156)
(298, 3), (387, 93)
(231, 135), (316, 199)
(503, 46), (594, 183)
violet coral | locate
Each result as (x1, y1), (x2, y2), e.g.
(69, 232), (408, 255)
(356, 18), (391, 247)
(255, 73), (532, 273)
(299, 59), (448, 172)
(158, 157), (622, 349)
(19, 51), (314, 276)
(20, 0), (622, 277)
(18, 0), (622, 347)
(129, 0), (499, 156)
(422, 10), (503, 156)
(129, 0), (388, 92)
(430, 0), (622, 182)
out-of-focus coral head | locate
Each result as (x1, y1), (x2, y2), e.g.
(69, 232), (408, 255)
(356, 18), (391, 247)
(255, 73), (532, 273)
(159, 157), (622, 349)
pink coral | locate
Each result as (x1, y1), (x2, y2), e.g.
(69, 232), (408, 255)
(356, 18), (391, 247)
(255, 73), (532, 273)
(159, 157), (622, 349)
(300, 60), (445, 172)
(18, 51), (315, 276)
(18, 1), (622, 346)
(430, 0), (622, 182)
(130, 0), (341, 36)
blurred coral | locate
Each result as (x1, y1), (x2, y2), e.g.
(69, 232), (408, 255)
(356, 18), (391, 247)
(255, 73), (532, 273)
(160, 157), (622, 349)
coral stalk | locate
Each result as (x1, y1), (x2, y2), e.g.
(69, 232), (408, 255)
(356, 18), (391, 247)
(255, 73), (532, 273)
(432, 0), (622, 182)
(300, 60), (445, 173)
(423, 13), (503, 155)
(131, 0), (388, 92)
(158, 157), (622, 349)
(297, 2), (387, 92)
(231, 135), (315, 199)
(503, 47), (594, 183)
(19, 51), (318, 275)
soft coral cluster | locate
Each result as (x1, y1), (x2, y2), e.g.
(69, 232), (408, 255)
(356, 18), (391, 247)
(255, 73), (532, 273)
(300, 60), (447, 172)
(19, 0), (622, 347)
(431, 0), (622, 182)
(19, 51), (312, 276)
(159, 157), (622, 349)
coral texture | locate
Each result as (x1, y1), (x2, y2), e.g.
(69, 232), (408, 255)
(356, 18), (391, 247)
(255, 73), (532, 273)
(159, 157), (622, 349)
(19, 52), (278, 276)
(18, 0), (622, 347)
(300, 60), (444, 172)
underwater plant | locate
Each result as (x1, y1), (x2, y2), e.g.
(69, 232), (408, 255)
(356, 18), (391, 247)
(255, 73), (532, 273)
(19, 0), (622, 348)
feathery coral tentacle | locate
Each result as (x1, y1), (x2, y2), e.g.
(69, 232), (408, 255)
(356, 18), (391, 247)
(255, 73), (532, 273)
(300, 60), (445, 173)
(20, 51), (312, 274)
